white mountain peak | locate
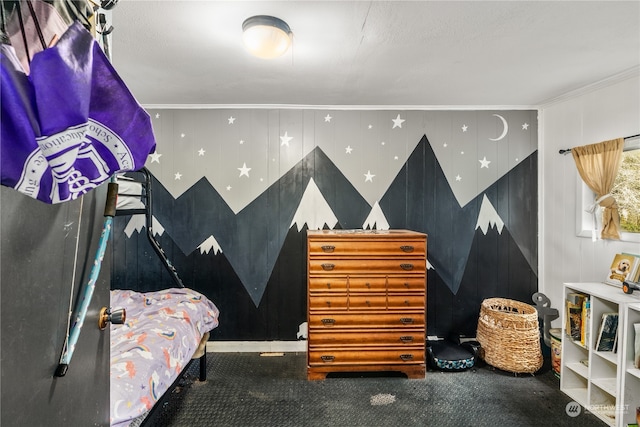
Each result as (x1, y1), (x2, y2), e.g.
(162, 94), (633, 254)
(198, 235), (222, 255)
(362, 201), (390, 230)
(124, 215), (165, 238)
(475, 194), (505, 235)
(290, 178), (338, 232)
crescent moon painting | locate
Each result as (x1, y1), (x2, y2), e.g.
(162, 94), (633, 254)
(489, 114), (508, 141)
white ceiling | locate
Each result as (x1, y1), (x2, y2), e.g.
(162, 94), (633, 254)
(110, 1), (640, 107)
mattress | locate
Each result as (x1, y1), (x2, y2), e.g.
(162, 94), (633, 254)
(109, 288), (220, 427)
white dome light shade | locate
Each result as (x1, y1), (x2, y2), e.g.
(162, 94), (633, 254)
(242, 15), (292, 59)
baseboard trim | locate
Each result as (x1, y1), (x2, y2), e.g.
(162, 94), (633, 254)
(206, 341), (307, 353)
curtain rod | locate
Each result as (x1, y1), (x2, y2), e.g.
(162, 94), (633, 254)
(559, 133), (640, 155)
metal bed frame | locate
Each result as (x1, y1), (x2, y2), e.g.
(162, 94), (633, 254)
(114, 167), (208, 426)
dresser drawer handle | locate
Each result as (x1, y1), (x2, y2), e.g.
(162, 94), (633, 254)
(400, 245), (414, 252)
(400, 354), (414, 361)
(400, 336), (414, 343)
(321, 263), (335, 271)
(321, 245), (335, 253)
(321, 355), (335, 363)
(403, 282), (410, 288)
(400, 317), (414, 324)
(321, 318), (335, 326)
(325, 301), (331, 307)
(400, 263), (413, 270)
(404, 300), (410, 305)
(366, 282), (371, 288)
(326, 282), (331, 289)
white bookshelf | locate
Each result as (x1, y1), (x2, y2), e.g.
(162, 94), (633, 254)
(561, 282), (640, 427)
(621, 302), (640, 426)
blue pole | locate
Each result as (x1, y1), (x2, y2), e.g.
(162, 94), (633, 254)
(55, 180), (118, 377)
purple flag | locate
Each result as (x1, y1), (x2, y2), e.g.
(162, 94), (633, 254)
(1, 21), (155, 204)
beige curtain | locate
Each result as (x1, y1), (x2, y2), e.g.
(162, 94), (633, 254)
(571, 138), (624, 240)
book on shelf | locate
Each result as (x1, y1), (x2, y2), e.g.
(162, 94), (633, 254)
(581, 296), (591, 348)
(566, 292), (587, 342)
(595, 312), (619, 352)
(604, 253), (640, 287)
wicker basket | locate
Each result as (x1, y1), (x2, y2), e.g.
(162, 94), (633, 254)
(476, 297), (543, 374)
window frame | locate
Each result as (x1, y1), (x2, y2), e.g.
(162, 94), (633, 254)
(576, 136), (640, 243)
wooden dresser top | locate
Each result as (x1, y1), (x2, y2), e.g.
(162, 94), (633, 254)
(307, 229), (426, 238)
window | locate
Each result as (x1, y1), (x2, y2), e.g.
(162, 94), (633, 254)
(611, 137), (640, 233)
(576, 136), (640, 242)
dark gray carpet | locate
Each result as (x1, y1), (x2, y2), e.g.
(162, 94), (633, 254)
(150, 352), (604, 427)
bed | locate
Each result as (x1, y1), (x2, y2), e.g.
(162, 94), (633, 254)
(109, 288), (220, 427)
(109, 169), (220, 426)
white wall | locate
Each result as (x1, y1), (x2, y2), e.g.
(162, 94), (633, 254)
(540, 74), (640, 326)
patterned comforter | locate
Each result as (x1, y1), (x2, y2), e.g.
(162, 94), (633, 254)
(110, 288), (220, 427)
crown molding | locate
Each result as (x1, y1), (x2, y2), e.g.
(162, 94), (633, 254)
(538, 66), (640, 108)
(141, 104), (538, 111)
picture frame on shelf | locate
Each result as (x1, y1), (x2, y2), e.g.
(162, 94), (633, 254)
(604, 253), (640, 287)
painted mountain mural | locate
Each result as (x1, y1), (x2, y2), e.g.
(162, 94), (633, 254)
(111, 134), (537, 339)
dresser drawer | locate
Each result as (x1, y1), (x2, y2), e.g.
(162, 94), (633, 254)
(308, 277), (350, 292)
(386, 295), (426, 309)
(308, 311), (425, 328)
(308, 348), (425, 366)
(308, 258), (425, 274)
(308, 276), (425, 293)
(308, 329), (425, 347)
(308, 238), (426, 257)
(309, 294), (425, 310)
(385, 276), (426, 292)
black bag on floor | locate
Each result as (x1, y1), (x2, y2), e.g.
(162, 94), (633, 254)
(426, 335), (481, 371)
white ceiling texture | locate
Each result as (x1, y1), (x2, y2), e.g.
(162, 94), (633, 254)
(110, 1), (640, 107)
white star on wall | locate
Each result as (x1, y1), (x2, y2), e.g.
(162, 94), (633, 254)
(226, 185), (232, 191)
(345, 146), (353, 154)
(238, 163), (251, 177)
(479, 156), (491, 168)
(456, 175), (462, 181)
(198, 148), (206, 156)
(394, 155), (398, 160)
(181, 133), (185, 138)
(324, 114), (332, 122)
(174, 172), (182, 180)
(368, 124), (373, 129)
(280, 132), (293, 147)
(381, 141), (386, 146)
(239, 140), (244, 145)
(392, 114), (405, 129)
(522, 123), (529, 130)
(155, 113), (160, 119)
(364, 170), (375, 182)
(462, 124), (468, 132)
(228, 116), (235, 124)
(443, 143), (448, 148)
(149, 152), (162, 163)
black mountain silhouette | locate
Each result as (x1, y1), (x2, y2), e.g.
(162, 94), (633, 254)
(112, 134), (537, 338)
(126, 147), (371, 306)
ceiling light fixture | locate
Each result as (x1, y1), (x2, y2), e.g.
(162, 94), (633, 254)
(242, 15), (292, 59)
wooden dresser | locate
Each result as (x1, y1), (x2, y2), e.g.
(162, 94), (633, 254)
(306, 229), (427, 380)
